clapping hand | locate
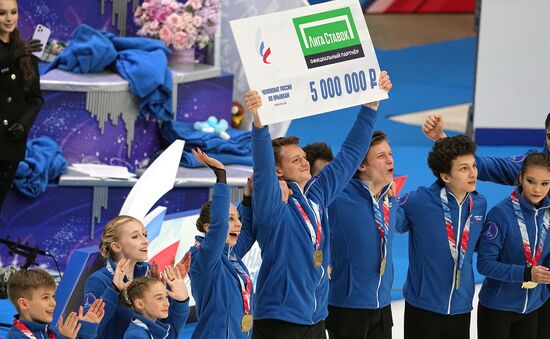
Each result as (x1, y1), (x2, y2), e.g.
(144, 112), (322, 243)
(112, 258), (132, 291)
(57, 312), (81, 339)
(78, 299), (105, 324)
(162, 264), (189, 302)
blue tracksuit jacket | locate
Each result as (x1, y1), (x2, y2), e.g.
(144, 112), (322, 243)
(476, 143), (549, 185)
(83, 260), (150, 338)
(397, 182), (487, 315)
(251, 105), (377, 325)
(122, 299), (189, 339)
(477, 188), (550, 314)
(329, 180), (400, 309)
(6, 316), (97, 339)
(189, 183), (254, 339)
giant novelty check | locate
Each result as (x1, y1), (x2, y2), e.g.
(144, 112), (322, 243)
(230, 0), (387, 125)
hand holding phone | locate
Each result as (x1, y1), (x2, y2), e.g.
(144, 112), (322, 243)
(31, 24), (51, 58)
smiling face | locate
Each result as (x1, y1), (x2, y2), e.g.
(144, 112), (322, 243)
(441, 154), (478, 199)
(18, 287), (56, 323)
(276, 144), (311, 188)
(112, 220), (149, 262)
(134, 281), (169, 321)
(0, 0), (17, 42)
(520, 165), (550, 206)
(225, 204), (242, 247)
(358, 140), (394, 190)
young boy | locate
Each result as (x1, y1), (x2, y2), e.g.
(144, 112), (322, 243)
(326, 131), (398, 339)
(6, 268), (104, 339)
(396, 135), (487, 339)
(243, 72), (392, 338)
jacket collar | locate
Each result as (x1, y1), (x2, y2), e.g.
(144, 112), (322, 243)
(352, 178), (392, 202)
(131, 312), (170, 339)
(14, 315), (50, 335)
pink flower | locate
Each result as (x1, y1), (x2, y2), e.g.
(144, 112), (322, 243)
(166, 13), (183, 29)
(160, 0), (172, 5)
(188, 0), (203, 10)
(149, 19), (160, 31)
(172, 31), (188, 50)
(159, 26), (173, 45)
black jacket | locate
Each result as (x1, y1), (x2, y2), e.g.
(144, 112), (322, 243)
(0, 40), (44, 161)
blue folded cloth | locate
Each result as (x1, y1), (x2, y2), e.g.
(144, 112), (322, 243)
(161, 120), (252, 155)
(115, 49), (173, 121)
(180, 150), (252, 168)
(13, 137), (68, 198)
(45, 24), (173, 121)
(45, 24), (117, 74)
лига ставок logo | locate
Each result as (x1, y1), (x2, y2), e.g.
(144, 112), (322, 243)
(292, 7), (364, 69)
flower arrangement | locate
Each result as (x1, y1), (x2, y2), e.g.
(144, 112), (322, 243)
(134, 0), (221, 50)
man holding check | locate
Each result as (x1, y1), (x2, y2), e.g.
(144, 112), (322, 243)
(243, 71), (392, 339)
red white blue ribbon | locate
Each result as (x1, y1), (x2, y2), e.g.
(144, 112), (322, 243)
(511, 190), (550, 267)
(440, 187), (473, 272)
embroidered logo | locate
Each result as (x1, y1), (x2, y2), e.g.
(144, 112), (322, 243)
(482, 221), (499, 240)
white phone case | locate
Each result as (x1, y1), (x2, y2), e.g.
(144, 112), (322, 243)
(31, 24), (51, 58)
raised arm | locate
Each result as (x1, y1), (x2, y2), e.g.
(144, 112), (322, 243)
(193, 149), (230, 272)
(315, 71), (391, 205)
(244, 91), (286, 238)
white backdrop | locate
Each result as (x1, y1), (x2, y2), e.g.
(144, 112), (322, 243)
(473, 0), (550, 143)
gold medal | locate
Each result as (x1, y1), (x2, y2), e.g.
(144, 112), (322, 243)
(522, 281), (538, 289)
(313, 249), (323, 268)
(241, 314), (253, 332)
(456, 271), (461, 290)
(379, 258), (386, 277)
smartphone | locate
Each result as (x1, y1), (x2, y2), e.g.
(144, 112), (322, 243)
(31, 24), (51, 58)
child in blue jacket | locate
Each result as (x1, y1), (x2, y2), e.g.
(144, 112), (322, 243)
(477, 152), (550, 339)
(84, 214), (190, 338)
(6, 268), (103, 339)
(243, 72), (392, 338)
(188, 149), (254, 338)
(397, 135), (487, 339)
(120, 267), (189, 339)
(326, 131), (399, 339)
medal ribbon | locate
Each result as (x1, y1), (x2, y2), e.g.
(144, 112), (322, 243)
(230, 255), (252, 315)
(13, 318), (55, 339)
(440, 188), (473, 271)
(511, 191), (550, 267)
(292, 197), (322, 250)
(371, 192), (390, 261)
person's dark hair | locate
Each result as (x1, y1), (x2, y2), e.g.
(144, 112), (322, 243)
(545, 112), (550, 130)
(519, 152), (550, 183)
(353, 131), (388, 178)
(303, 142), (333, 175)
(272, 136), (300, 166)
(427, 135), (477, 184)
(119, 276), (160, 308)
(10, 28), (37, 89)
(196, 201), (212, 233)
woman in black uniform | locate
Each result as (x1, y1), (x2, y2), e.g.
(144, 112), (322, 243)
(0, 0), (43, 211)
